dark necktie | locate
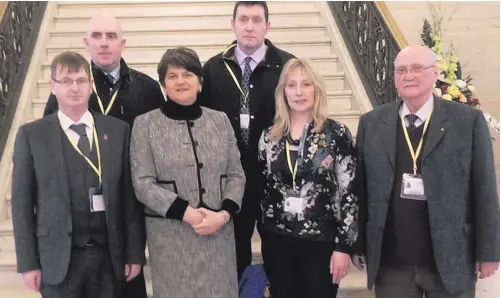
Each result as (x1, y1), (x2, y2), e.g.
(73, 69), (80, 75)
(106, 73), (115, 85)
(405, 114), (419, 130)
(240, 56), (252, 146)
(70, 124), (90, 158)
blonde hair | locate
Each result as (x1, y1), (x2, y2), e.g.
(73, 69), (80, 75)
(269, 58), (328, 140)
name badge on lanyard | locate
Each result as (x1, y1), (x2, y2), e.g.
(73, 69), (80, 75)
(400, 108), (433, 201)
(240, 114), (250, 129)
(283, 141), (305, 215)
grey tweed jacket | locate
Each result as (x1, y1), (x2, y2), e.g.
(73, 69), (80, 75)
(11, 113), (145, 285)
(130, 106), (245, 297)
(356, 97), (500, 294)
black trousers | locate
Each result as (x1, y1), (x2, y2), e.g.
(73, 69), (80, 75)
(234, 188), (261, 279)
(121, 269), (147, 298)
(41, 244), (120, 298)
(261, 231), (339, 298)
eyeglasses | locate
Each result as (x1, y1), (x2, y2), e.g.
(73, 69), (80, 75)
(52, 78), (90, 87)
(395, 64), (435, 76)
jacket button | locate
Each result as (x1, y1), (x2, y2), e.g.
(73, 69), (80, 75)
(200, 188), (206, 194)
(193, 141), (199, 147)
(67, 231), (72, 236)
(250, 84), (253, 89)
(188, 121), (195, 128)
(234, 117), (238, 120)
(250, 115), (255, 119)
(198, 163), (204, 169)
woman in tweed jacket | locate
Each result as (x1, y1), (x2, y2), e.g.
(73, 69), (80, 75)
(130, 47), (245, 298)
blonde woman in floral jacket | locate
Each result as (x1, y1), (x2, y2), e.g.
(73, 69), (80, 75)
(258, 58), (359, 298)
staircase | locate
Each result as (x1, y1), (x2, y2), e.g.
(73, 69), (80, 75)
(0, 1), (372, 296)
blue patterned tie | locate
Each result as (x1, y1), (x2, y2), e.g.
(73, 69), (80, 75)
(240, 56), (252, 146)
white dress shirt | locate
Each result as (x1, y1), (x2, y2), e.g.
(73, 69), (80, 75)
(58, 110), (94, 149)
(235, 43), (268, 72)
(399, 96), (434, 128)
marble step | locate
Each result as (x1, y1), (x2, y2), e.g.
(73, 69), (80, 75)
(49, 25), (328, 45)
(45, 38), (335, 62)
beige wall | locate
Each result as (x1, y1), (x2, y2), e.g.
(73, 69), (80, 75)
(386, 1), (500, 119)
(386, 1), (500, 194)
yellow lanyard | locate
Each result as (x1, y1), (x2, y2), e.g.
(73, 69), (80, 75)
(285, 141), (299, 188)
(66, 125), (102, 185)
(401, 108), (433, 175)
(90, 67), (119, 115)
(222, 43), (249, 102)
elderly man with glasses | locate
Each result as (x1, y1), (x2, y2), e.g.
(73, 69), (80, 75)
(353, 44), (499, 298)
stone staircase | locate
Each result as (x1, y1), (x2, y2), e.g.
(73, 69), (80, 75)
(0, 1), (374, 296)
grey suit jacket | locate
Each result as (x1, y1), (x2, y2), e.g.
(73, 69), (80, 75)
(356, 97), (500, 294)
(11, 112), (146, 285)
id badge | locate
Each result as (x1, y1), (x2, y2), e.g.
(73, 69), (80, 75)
(284, 196), (305, 214)
(401, 173), (426, 201)
(89, 186), (105, 212)
(240, 114), (250, 129)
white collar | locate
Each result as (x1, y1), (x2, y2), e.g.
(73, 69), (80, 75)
(401, 95), (434, 122)
(57, 110), (94, 131)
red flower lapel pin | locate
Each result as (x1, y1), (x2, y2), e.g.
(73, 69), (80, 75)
(103, 134), (108, 141)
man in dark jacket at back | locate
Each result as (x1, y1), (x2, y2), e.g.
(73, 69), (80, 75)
(43, 13), (164, 298)
(198, 1), (294, 279)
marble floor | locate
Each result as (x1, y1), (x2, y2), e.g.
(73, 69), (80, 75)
(0, 265), (498, 298)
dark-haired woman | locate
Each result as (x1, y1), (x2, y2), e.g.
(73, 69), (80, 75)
(130, 47), (245, 298)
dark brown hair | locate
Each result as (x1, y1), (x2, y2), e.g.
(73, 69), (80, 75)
(233, 1), (269, 22)
(157, 47), (203, 87)
(50, 51), (90, 79)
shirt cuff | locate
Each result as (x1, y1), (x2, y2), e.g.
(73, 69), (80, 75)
(221, 199), (239, 218)
(165, 197), (189, 220)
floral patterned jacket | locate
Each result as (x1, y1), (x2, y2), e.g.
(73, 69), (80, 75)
(258, 119), (359, 253)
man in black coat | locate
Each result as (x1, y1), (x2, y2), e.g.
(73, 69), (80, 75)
(198, 1), (294, 279)
(43, 13), (164, 298)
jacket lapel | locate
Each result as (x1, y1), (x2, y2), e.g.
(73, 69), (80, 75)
(93, 114), (111, 208)
(379, 102), (401, 169)
(422, 97), (449, 160)
(46, 115), (71, 207)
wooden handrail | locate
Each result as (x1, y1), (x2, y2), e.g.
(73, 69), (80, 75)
(375, 2), (409, 49)
(0, 2), (6, 21)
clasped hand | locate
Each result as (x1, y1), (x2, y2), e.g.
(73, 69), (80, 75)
(183, 206), (226, 236)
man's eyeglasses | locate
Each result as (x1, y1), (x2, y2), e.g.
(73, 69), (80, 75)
(52, 78), (90, 87)
(395, 64), (435, 76)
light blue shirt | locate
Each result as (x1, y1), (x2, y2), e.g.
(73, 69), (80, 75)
(105, 65), (120, 84)
(235, 43), (267, 73)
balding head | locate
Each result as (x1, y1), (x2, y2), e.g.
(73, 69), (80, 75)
(394, 44), (439, 106)
(84, 12), (126, 73)
(86, 12), (123, 39)
(395, 45), (437, 68)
